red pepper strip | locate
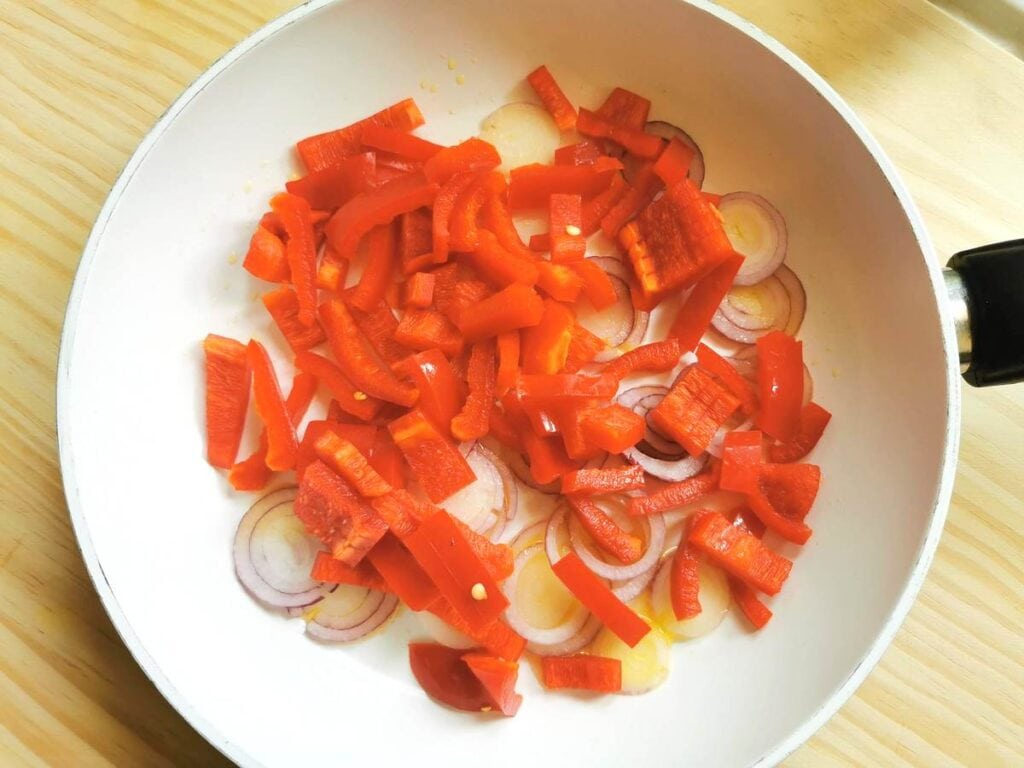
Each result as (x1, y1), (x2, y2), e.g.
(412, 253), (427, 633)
(695, 343), (757, 415)
(520, 300), (575, 375)
(747, 492), (812, 544)
(577, 108), (663, 159)
(517, 373), (618, 402)
(627, 469), (718, 516)
(719, 431), (764, 494)
(314, 431), (392, 498)
(347, 223), (397, 313)
(535, 262), (584, 303)
(732, 505), (767, 539)
(270, 193), (318, 326)
(603, 339), (682, 383)
(669, 538), (702, 620)
(652, 137), (696, 186)
(403, 510), (508, 631)
(487, 404), (523, 452)
(286, 152), (376, 210)
(482, 189), (534, 261)
(544, 398), (601, 460)
(297, 98), (424, 172)
(600, 161), (661, 237)
(554, 140), (603, 166)
(397, 349), (464, 436)
(688, 510), (792, 595)
(450, 173), (503, 253)
(258, 210), (286, 237)
(581, 174), (628, 236)
(579, 404), (645, 454)
(570, 259), (617, 311)
(319, 298), (419, 407)
(261, 287), (326, 352)
(407, 644), (507, 715)
(311, 551), (390, 592)
(403, 271), (436, 309)
(730, 576), (773, 629)
(427, 599), (526, 660)
(451, 516), (515, 582)
(523, 430), (578, 484)
(246, 340), (298, 471)
(548, 193), (586, 262)
(757, 462), (821, 521)
(595, 87), (651, 130)
(528, 233), (551, 253)
(569, 496), (644, 564)
(462, 653), (523, 716)
(551, 552), (651, 647)
(526, 65), (577, 131)
(456, 283), (544, 342)
(423, 137), (501, 184)
(399, 208), (434, 274)
(767, 403), (832, 463)
(440, 279), (493, 327)
(649, 366), (740, 457)
(562, 323), (606, 373)
(495, 332), (520, 397)
(451, 340), (496, 441)
(508, 159), (623, 210)
(367, 429), (406, 489)
(293, 350), (380, 422)
(432, 172), (478, 264)
(466, 230), (540, 288)
(202, 335), (251, 469)
(297, 422), (367, 479)
(325, 173), (439, 259)
(370, 488), (434, 538)
(344, 299), (413, 364)
(394, 309), (464, 357)
(562, 464), (645, 496)
(295, 461), (388, 564)
(388, 409), (476, 502)
(316, 246), (348, 292)
(670, 255), (746, 350)
(243, 226), (290, 283)
(367, 533), (438, 609)
(541, 655), (621, 693)
(756, 331), (804, 441)
(360, 124), (442, 162)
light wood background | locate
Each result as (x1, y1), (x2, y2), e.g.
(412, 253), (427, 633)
(1, 1), (1021, 765)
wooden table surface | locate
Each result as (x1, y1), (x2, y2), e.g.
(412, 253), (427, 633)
(2, 1), (1022, 765)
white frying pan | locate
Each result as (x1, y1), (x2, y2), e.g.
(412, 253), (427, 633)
(56, 1), (1023, 766)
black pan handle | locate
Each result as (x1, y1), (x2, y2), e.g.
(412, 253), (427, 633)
(945, 239), (1024, 387)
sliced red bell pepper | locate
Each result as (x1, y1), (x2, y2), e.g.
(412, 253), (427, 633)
(367, 532), (438, 609)
(520, 300), (575, 375)
(270, 193), (318, 326)
(407, 643), (513, 715)
(344, 299), (413, 364)
(551, 552), (651, 647)
(522, 430), (578, 484)
(316, 245), (348, 292)
(462, 653), (523, 716)
(319, 298), (419, 407)
(562, 464), (645, 495)
(426, 598), (526, 660)
(495, 331), (520, 397)
(246, 340), (298, 471)
(366, 428), (406, 489)
(730, 576), (773, 630)
(399, 207), (434, 274)
(747, 492), (812, 545)
(243, 226), (289, 283)
(261, 287), (326, 352)
(719, 430), (764, 495)
(600, 161), (662, 238)
(554, 140), (603, 166)
(627, 469), (718, 516)
(695, 343), (758, 415)
(571, 259), (618, 310)
(547, 399), (603, 460)
(258, 211), (286, 238)
(526, 65), (577, 131)
(481, 188), (534, 261)
(536, 262), (584, 303)
(394, 308), (464, 357)
(423, 138), (501, 184)
(456, 283), (544, 342)
(432, 172), (478, 264)
(569, 496), (643, 564)
(297, 98), (424, 172)
(347, 222), (397, 313)
(652, 136), (696, 186)
(516, 373), (617, 401)
(203, 334), (251, 469)
(286, 152), (376, 210)
(602, 339), (682, 383)
(325, 173), (439, 259)
(541, 655), (621, 693)
(548, 193), (586, 262)
(508, 159), (622, 210)
(731, 505), (768, 539)
(360, 124), (442, 162)
(297, 421), (371, 479)
(403, 271), (436, 309)
(467, 230), (540, 287)
(670, 542), (702, 620)
(669, 254), (746, 348)
(688, 510), (792, 595)
(314, 430), (392, 498)
(581, 174), (628, 235)
(562, 323), (606, 373)
(451, 340), (496, 441)
(578, 404), (645, 454)
(370, 488), (435, 538)
(294, 460), (388, 564)
(756, 331), (804, 441)
(450, 516), (515, 582)
(577, 107), (663, 159)
(767, 402), (832, 463)
(595, 87), (650, 129)
(388, 409), (476, 502)
(649, 366), (740, 456)
(397, 349), (464, 436)
(311, 551), (390, 592)
(450, 173), (503, 253)
(436, 275), (493, 327)
(293, 350), (381, 422)
(403, 510), (508, 631)
(757, 462), (821, 522)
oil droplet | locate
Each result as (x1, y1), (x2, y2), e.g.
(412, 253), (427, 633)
(455, 73), (465, 86)
(227, 252), (238, 265)
(447, 57), (458, 70)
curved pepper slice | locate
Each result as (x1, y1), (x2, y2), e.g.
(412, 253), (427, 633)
(456, 283), (545, 342)
(571, 258), (618, 310)
(347, 222), (397, 313)
(271, 193), (318, 326)
(730, 577), (773, 629)
(203, 334), (251, 469)
(360, 124), (442, 162)
(526, 65), (577, 131)
(577, 107), (663, 159)
(495, 332), (520, 397)
(482, 188), (534, 261)
(394, 308), (465, 357)
(627, 469), (718, 517)
(767, 402), (832, 463)
(432, 172), (479, 264)
(286, 152), (376, 211)
(516, 373), (618, 401)
(467, 230), (540, 288)
(397, 349), (464, 436)
(424, 137), (501, 184)
(602, 339), (681, 383)
(408, 643), (516, 715)
(243, 226), (289, 283)
(294, 350), (381, 422)
(568, 496), (643, 564)
(451, 340), (496, 442)
(247, 339), (298, 471)
(562, 323), (606, 373)
(399, 208), (434, 274)
(600, 161), (661, 238)
(536, 262), (584, 303)
(508, 159), (622, 210)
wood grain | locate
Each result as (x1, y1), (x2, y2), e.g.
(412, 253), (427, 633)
(0, 1), (1021, 765)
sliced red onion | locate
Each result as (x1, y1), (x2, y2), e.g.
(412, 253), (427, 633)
(717, 193), (787, 286)
(567, 502), (667, 581)
(442, 446), (504, 534)
(528, 614), (603, 657)
(233, 488), (327, 609)
(503, 543), (592, 646)
(478, 443), (519, 522)
(775, 264), (806, 336)
(306, 587), (399, 643)
(612, 565), (658, 603)
(626, 449), (706, 482)
(579, 257), (649, 361)
(545, 505), (571, 566)
(285, 584), (334, 617)
(644, 121), (705, 188)
(712, 276), (791, 343)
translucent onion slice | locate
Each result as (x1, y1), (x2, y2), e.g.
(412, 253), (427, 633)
(503, 543), (591, 647)
(306, 587), (398, 643)
(578, 257), (649, 361)
(442, 446), (505, 534)
(589, 620), (672, 694)
(718, 192), (787, 286)
(480, 102), (562, 173)
(775, 264), (807, 336)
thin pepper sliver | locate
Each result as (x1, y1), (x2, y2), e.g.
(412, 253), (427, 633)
(314, 431), (393, 498)
(366, 533), (439, 610)
(551, 552), (651, 647)
(271, 193), (318, 327)
(627, 469), (718, 516)
(261, 287), (326, 353)
(348, 222), (398, 313)
(296, 98), (425, 172)
(541, 655), (622, 693)
(526, 65), (577, 131)
(293, 349), (381, 422)
(203, 334), (251, 469)
(247, 339), (298, 471)
(451, 339), (496, 442)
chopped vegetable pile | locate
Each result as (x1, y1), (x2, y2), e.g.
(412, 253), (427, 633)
(207, 64), (831, 714)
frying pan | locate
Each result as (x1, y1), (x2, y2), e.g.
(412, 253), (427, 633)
(55, 1), (1024, 766)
